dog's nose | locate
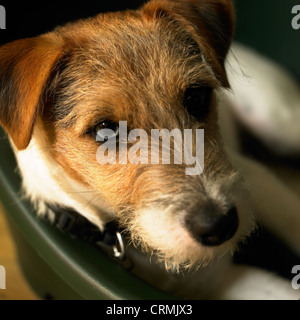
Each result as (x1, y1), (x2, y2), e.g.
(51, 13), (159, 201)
(185, 206), (239, 246)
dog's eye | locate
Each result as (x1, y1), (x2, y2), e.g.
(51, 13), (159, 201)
(92, 121), (119, 142)
(183, 85), (212, 121)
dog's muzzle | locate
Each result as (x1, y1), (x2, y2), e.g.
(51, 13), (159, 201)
(184, 205), (239, 246)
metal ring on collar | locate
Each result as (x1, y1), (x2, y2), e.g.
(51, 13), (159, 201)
(112, 231), (126, 261)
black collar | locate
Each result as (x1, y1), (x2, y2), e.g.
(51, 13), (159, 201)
(45, 203), (128, 263)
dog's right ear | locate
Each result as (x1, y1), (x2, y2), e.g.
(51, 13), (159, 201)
(142, 0), (235, 87)
(0, 34), (64, 150)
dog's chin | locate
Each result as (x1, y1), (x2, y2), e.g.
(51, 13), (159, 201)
(126, 205), (254, 272)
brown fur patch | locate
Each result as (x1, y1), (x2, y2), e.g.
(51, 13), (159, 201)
(0, 35), (65, 149)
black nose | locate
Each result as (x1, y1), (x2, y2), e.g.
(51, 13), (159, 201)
(185, 206), (239, 246)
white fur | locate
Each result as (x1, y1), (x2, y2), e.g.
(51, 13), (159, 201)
(227, 43), (300, 155)
(14, 128), (115, 229)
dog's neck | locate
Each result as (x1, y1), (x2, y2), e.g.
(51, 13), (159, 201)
(46, 201), (122, 247)
(13, 127), (115, 230)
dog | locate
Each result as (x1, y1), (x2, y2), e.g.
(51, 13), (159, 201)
(0, 0), (300, 299)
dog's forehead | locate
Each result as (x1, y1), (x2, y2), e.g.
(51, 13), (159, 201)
(63, 12), (216, 85)
(51, 12), (218, 130)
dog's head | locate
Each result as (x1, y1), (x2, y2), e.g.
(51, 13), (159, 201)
(0, 0), (254, 269)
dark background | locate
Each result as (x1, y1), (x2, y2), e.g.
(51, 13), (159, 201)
(0, 0), (300, 78)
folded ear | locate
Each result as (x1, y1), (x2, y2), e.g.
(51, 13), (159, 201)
(0, 34), (64, 150)
(142, 0), (235, 87)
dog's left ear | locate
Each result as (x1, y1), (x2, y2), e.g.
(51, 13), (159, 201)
(142, 0), (235, 87)
(0, 34), (64, 150)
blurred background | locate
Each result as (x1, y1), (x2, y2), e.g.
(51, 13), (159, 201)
(0, 0), (299, 300)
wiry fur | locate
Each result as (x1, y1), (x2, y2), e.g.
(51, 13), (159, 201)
(1, 0), (300, 299)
